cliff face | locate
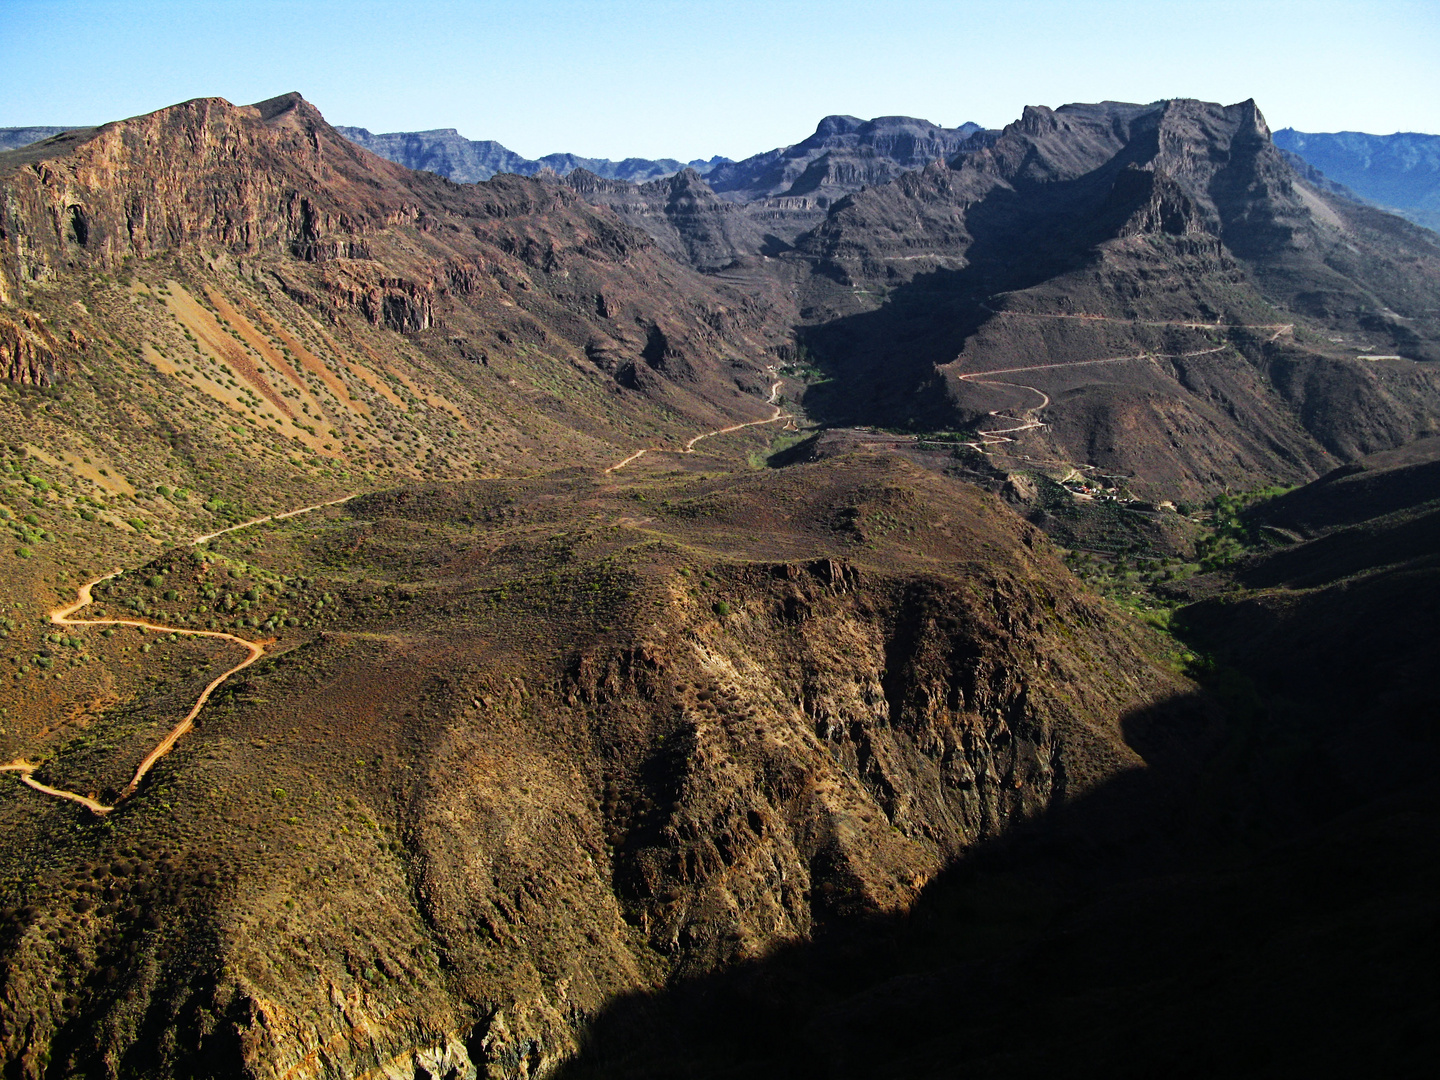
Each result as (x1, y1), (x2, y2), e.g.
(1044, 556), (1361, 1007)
(0, 95), (403, 293)
(705, 115), (989, 200)
(788, 98), (1440, 499)
(562, 168), (768, 270)
(0, 457), (1199, 1080)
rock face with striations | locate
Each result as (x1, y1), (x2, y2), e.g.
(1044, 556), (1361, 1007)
(705, 114), (991, 202)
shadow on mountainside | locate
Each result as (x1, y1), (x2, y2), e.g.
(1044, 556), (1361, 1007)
(793, 153), (1203, 432)
(555, 677), (1439, 1079)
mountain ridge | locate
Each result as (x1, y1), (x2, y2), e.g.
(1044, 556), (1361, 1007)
(1, 88), (1438, 1080)
(1275, 127), (1440, 232)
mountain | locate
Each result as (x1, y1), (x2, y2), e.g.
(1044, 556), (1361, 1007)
(1275, 128), (1440, 232)
(336, 125), (729, 185)
(705, 114), (991, 202)
(3, 90), (1439, 1079)
(785, 99), (1440, 500)
(0, 127), (80, 152)
(343, 115), (996, 261)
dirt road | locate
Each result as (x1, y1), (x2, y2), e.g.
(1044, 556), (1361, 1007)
(5, 495), (355, 814)
(605, 378), (788, 474)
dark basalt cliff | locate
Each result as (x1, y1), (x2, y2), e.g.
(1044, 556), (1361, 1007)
(788, 99), (1440, 499)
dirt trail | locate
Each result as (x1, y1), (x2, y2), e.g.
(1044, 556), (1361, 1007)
(952, 304), (1296, 453)
(605, 377), (788, 474)
(955, 343), (1239, 451)
(980, 301), (1293, 337)
(4, 495), (356, 814)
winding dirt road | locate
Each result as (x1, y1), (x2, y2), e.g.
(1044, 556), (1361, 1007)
(3, 495), (355, 814)
(978, 301), (1293, 338)
(954, 313), (1293, 452)
(605, 377), (789, 474)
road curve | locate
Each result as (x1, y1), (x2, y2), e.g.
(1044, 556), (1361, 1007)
(5, 494), (356, 814)
(953, 339), (1256, 451)
(605, 378), (788, 474)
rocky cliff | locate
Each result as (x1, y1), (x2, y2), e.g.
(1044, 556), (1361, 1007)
(788, 98), (1440, 499)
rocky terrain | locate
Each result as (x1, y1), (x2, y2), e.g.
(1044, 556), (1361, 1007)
(785, 99), (1440, 500)
(1276, 128), (1440, 232)
(335, 125), (729, 186)
(342, 115), (996, 261)
(553, 437), (1440, 1080)
(0, 89), (1437, 1079)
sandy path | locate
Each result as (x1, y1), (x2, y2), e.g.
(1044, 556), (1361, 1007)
(605, 378), (788, 474)
(5, 495), (356, 814)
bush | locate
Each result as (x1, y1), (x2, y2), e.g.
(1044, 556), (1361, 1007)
(713, 601), (732, 617)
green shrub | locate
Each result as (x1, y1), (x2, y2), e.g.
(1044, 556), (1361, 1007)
(713, 601), (732, 617)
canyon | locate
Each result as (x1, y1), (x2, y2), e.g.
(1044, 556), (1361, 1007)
(0, 90), (1436, 1079)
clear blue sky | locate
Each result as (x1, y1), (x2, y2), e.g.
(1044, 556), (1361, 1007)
(2, 0), (1436, 160)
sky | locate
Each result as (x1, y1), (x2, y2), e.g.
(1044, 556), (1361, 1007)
(2, 0), (1437, 162)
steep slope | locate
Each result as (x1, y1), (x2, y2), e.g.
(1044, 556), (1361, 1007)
(554, 115), (996, 264)
(562, 168), (769, 270)
(705, 114), (989, 202)
(1275, 128), (1440, 232)
(546, 451), (1440, 1080)
(0, 454), (1202, 1078)
(0, 91), (792, 611)
(789, 99), (1440, 500)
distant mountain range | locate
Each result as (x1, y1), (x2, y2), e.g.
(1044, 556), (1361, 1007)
(1275, 128), (1440, 231)
(335, 125), (731, 184)
(7, 117), (1436, 235)
(0, 126), (74, 152)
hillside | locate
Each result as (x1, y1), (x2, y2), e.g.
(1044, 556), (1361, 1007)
(1275, 128), (1440, 232)
(785, 99), (1440, 500)
(1, 89), (1438, 1079)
